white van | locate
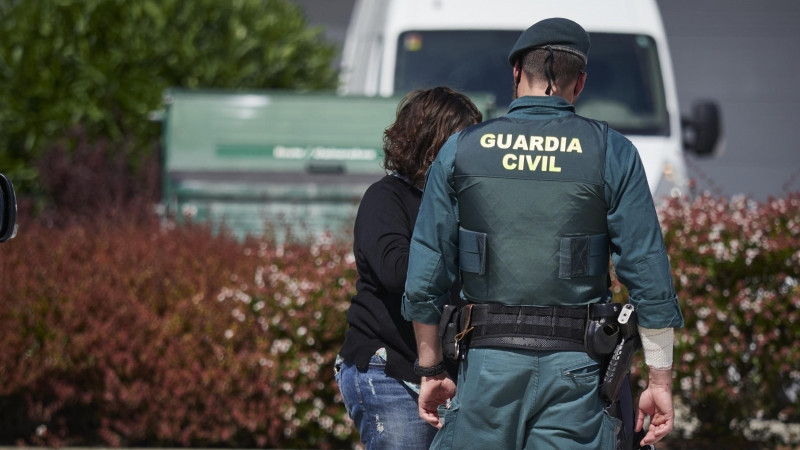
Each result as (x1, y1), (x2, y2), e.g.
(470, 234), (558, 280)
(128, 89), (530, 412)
(339, 0), (719, 198)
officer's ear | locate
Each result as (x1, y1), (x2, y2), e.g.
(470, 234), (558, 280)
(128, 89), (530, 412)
(573, 71), (587, 98)
(512, 60), (523, 100)
(513, 60), (522, 83)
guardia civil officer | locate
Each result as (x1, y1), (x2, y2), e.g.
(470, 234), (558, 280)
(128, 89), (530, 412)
(402, 18), (684, 450)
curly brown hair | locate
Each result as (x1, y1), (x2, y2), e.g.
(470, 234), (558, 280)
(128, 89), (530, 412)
(383, 87), (482, 189)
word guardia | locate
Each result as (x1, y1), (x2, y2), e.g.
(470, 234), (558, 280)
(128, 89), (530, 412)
(480, 134), (583, 172)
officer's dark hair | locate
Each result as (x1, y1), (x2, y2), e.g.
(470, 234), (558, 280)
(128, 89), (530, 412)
(383, 87), (482, 188)
(520, 48), (586, 92)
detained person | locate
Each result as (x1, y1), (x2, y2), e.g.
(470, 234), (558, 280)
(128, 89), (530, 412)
(334, 87), (482, 450)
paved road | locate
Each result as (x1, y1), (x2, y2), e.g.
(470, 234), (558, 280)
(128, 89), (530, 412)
(290, 0), (800, 200)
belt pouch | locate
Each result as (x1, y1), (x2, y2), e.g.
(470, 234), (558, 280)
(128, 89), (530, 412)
(584, 302), (623, 360)
(439, 305), (460, 362)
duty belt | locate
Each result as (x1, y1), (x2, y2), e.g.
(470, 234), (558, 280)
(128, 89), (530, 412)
(439, 302), (650, 450)
(464, 304), (588, 352)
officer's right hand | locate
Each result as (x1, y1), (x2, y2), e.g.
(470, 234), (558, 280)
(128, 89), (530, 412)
(418, 372), (456, 428)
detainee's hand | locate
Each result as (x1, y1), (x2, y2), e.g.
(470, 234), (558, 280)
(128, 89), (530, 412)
(636, 367), (675, 446)
(418, 372), (456, 428)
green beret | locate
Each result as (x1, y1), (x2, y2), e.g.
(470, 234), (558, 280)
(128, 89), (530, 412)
(508, 18), (590, 66)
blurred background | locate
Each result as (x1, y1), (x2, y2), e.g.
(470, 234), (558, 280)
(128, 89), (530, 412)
(292, 0), (800, 200)
(0, 1), (798, 449)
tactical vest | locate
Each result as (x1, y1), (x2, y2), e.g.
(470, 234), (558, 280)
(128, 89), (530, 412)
(454, 114), (610, 307)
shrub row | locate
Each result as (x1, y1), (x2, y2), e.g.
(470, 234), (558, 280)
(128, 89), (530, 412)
(0, 215), (357, 448)
(616, 193), (800, 448)
(1, 192), (798, 448)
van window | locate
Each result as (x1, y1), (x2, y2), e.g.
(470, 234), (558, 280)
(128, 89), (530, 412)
(575, 33), (669, 136)
(394, 30), (519, 110)
(394, 31), (669, 136)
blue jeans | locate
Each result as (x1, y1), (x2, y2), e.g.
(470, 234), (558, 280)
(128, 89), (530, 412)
(335, 353), (438, 450)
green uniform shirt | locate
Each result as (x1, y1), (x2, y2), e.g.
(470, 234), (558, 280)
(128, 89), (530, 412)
(402, 96), (684, 330)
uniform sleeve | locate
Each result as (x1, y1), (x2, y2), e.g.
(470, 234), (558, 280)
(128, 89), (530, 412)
(605, 131), (684, 329)
(402, 135), (461, 325)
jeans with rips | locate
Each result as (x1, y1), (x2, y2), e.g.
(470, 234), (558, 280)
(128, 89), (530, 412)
(335, 352), (438, 450)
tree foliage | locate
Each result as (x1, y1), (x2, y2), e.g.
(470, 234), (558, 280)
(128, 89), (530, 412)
(0, 0), (338, 191)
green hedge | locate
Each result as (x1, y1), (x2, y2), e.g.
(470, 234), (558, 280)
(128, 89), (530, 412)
(1, 192), (798, 448)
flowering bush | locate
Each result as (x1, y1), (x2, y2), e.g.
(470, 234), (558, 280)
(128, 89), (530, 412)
(0, 215), (357, 448)
(2, 190), (799, 448)
(615, 193), (800, 448)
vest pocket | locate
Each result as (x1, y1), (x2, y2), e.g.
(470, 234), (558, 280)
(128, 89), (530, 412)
(458, 227), (487, 275)
(559, 233), (609, 279)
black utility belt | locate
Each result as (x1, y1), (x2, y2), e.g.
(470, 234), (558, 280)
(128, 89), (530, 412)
(440, 301), (642, 421)
(438, 302), (646, 449)
(470, 304), (588, 351)
(438, 302), (636, 362)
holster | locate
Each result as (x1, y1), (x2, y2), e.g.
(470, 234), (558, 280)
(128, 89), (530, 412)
(600, 305), (640, 404)
(584, 302), (623, 360)
(439, 304), (461, 362)
(607, 374), (653, 450)
(594, 305), (652, 450)
(438, 304), (475, 362)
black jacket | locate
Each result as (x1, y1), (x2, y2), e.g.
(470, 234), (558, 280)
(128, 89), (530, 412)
(339, 175), (460, 383)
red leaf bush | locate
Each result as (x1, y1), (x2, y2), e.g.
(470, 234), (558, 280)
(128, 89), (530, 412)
(0, 215), (357, 448)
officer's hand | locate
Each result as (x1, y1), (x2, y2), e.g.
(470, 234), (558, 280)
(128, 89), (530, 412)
(418, 372), (456, 429)
(636, 367), (674, 446)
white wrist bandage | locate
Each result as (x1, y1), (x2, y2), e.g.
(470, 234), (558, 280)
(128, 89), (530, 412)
(639, 327), (674, 369)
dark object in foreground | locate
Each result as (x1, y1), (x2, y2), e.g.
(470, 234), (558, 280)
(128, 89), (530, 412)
(601, 304), (639, 403)
(0, 173), (17, 242)
(598, 306), (654, 450)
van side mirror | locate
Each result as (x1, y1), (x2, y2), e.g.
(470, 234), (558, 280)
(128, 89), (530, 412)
(0, 173), (18, 243)
(682, 100), (721, 156)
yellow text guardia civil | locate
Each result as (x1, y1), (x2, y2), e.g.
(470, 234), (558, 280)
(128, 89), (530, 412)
(479, 133), (583, 172)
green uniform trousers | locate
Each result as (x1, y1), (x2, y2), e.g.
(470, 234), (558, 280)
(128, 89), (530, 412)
(431, 348), (619, 450)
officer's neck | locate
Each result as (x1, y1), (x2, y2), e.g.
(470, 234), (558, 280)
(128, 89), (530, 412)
(517, 79), (577, 104)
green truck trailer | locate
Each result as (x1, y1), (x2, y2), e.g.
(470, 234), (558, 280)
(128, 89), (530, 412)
(161, 90), (495, 240)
